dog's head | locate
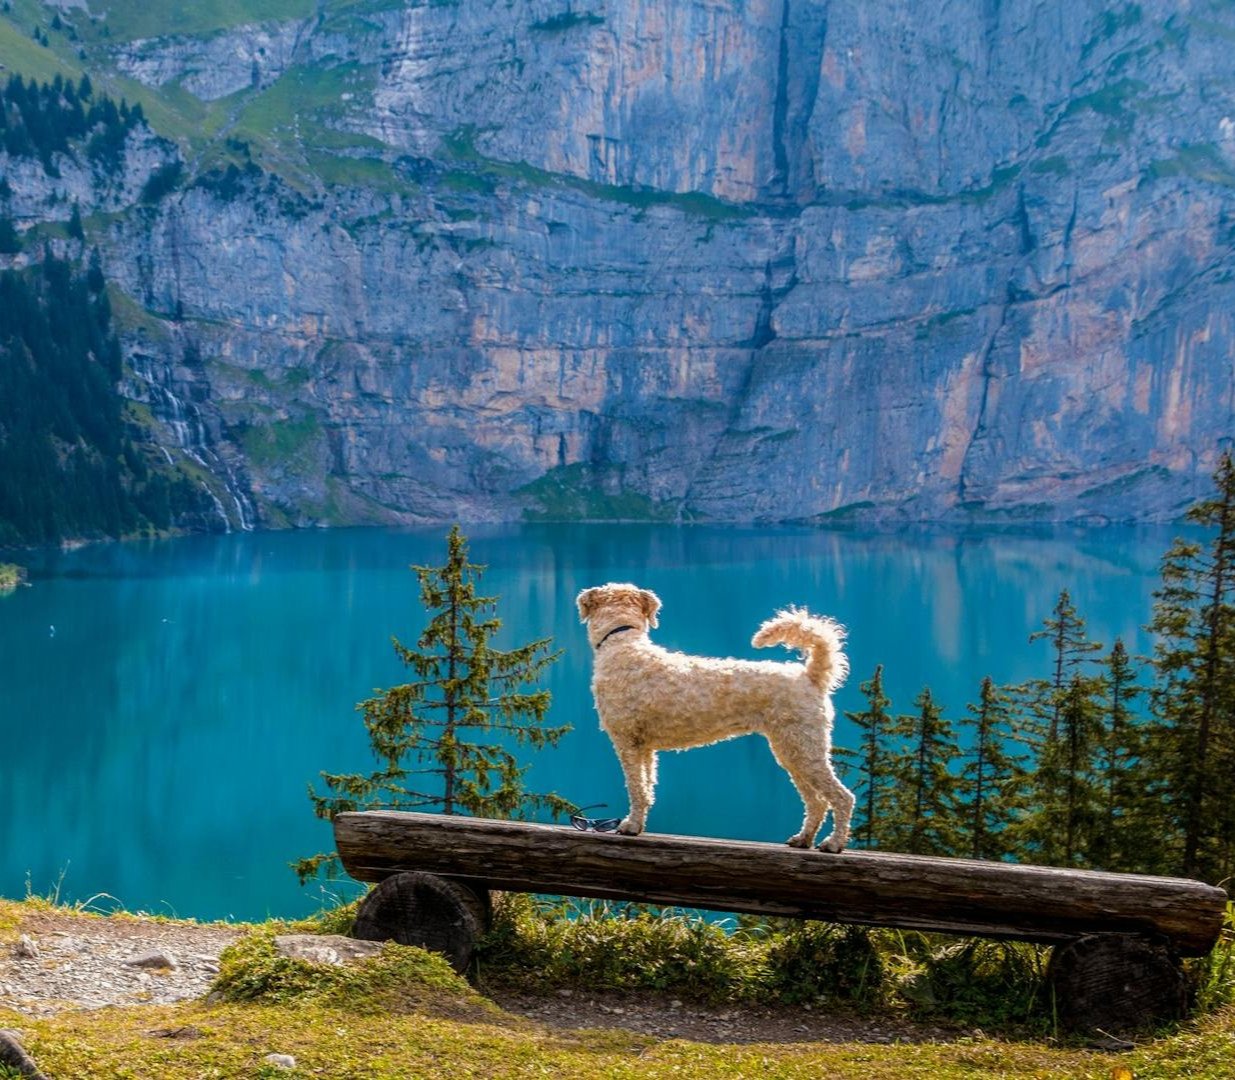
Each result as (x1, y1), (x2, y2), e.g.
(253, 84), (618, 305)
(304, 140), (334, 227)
(576, 583), (661, 645)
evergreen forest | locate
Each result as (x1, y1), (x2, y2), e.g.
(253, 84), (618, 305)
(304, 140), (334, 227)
(839, 452), (1235, 888)
(0, 73), (142, 176)
(0, 250), (207, 545)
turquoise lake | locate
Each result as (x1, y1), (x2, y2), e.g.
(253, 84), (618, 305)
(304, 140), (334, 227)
(0, 523), (1188, 922)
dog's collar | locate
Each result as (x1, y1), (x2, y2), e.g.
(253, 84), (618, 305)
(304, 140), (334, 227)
(595, 624), (638, 650)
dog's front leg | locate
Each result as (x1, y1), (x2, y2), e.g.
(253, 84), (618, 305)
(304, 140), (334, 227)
(615, 744), (656, 835)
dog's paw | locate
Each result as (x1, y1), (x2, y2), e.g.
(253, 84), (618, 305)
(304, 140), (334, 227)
(785, 834), (811, 849)
(817, 836), (846, 854)
(616, 818), (644, 836)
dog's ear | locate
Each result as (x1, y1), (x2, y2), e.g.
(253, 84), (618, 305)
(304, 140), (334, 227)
(638, 588), (662, 628)
(576, 587), (600, 623)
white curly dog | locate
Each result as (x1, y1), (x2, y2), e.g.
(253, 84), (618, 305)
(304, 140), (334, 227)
(577, 583), (855, 852)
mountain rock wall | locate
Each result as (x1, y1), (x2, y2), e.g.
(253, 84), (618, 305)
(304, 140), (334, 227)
(7, 0), (1233, 527)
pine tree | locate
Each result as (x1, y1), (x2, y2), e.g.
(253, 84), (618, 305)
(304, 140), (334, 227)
(1010, 591), (1104, 866)
(0, 217), (19, 255)
(884, 686), (960, 856)
(296, 526), (573, 882)
(1058, 673), (1107, 865)
(837, 664), (894, 849)
(958, 676), (1026, 860)
(1094, 639), (1151, 872)
(86, 246), (104, 293)
(1145, 451), (1235, 882)
(1028, 589), (1104, 743)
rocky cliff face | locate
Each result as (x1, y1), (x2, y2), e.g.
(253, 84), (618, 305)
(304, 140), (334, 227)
(4, 0), (1233, 527)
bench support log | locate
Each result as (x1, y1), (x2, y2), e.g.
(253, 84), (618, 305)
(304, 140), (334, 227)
(1047, 934), (1187, 1035)
(351, 870), (489, 974)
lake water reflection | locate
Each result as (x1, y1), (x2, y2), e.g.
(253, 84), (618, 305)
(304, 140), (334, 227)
(0, 523), (1186, 920)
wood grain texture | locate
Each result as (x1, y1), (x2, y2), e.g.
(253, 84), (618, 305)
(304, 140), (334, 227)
(351, 871), (489, 973)
(1047, 934), (1187, 1034)
(334, 811), (1227, 956)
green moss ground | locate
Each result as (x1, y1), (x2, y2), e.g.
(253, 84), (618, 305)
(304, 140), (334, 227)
(1, 896), (1232, 1078)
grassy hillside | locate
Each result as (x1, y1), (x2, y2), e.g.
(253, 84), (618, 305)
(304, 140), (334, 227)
(0, 0), (392, 191)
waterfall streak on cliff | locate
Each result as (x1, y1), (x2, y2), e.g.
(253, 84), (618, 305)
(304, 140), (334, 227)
(124, 356), (256, 532)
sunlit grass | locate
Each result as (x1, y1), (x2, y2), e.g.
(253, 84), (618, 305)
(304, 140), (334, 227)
(2, 895), (1233, 1078)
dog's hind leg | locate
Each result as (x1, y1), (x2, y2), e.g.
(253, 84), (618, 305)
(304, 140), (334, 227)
(815, 769), (855, 853)
(615, 743), (656, 836)
(765, 730), (831, 849)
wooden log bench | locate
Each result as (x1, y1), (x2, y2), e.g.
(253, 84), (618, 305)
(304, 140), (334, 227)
(334, 810), (1228, 1035)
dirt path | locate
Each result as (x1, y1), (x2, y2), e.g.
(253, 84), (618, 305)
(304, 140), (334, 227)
(2, 908), (968, 1047)
(0, 909), (239, 1018)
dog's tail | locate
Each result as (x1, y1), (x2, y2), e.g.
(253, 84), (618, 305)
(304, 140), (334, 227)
(752, 607), (849, 692)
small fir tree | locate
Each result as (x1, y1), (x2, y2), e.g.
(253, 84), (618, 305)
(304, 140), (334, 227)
(958, 676), (1026, 861)
(66, 201), (83, 242)
(1094, 638), (1150, 872)
(0, 216), (20, 254)
(1028, 589), (1104, 743)
(296, 526), (573, 882)
(885, 686), (960, 856)
(1145, 450), (1235, 882)
(1010, 591), (1104, 866)
(837, 664), (894, 849)
(1057, 673), (1107, 865)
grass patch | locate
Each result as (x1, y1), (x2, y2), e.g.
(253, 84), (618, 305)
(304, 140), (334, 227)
(476, 895), (1057, 1030)
(1063, 78), (1148, 121)
(478, 897), (773, 1005)
(1079, 465), (1171, 500)
(237, 414), (321, 468)
(1143, 143), (1235, 188)
(1193, 902), (1235, 1013)
(833, 164), (1022, 212)
(530, 11), (604, 32)
(232, 61), (375, 147)
(107, 286), (174, 340)
(814, 500), (878, 520)
(1080, 3), (1143, 61)
(79, 0), (315, 42)
(1029, 155), (1070, 176)
(306, 149), (416, 194)
(3, 999), (1213, 1080)
(0, 8), (82, 85)
(518, 463), (681, 522)
(443, 125), (753, 222)
(915, 307), (977, 340)
(0, 562), (27, 591)
(213, 929), (483, 1013)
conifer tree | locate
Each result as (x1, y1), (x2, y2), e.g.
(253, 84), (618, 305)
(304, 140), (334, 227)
(296, 526), (573, 882)
(1145, 451), (1235, 881)
(1057, 673), (1107, 865)
(1095, 639), (1150, 872)
(884, 686), (960, 856)
(1028, 589), (1104, 743)
(1010, 591), (1104, 866)
(838, 664), (893, 849)
(959, 676), (1025, 860)
(0, 217), (19, 255)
